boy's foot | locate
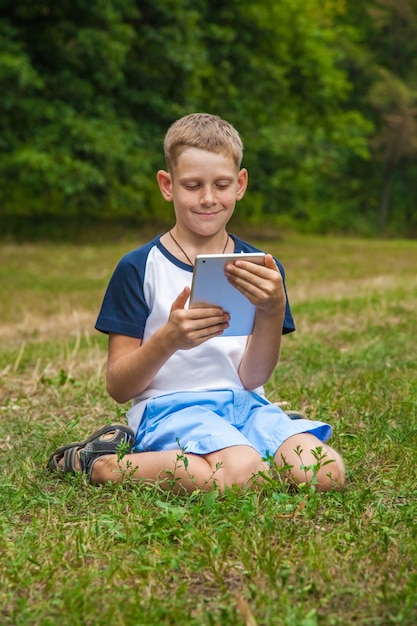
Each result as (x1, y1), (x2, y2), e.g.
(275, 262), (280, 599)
(285, 411), (307, 420)
(48, 424), (135, 483)
(273, 404), (307, 420)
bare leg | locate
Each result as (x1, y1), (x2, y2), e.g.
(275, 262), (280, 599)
(86, 444), (269, 493)
(273, 433), (345, 491)
(60, 432), (344, 492)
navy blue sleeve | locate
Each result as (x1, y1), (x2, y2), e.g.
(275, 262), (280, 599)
(95, 246), (151, 339)
(232, 235), (296, 335)
(273, 257), (296, 335)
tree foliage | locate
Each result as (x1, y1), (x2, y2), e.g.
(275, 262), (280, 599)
(0, 0), (416, 236)
(0, 0), (150, 221)
(341, 0), (417, 234)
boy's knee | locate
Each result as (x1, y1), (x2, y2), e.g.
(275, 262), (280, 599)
(222, 453), (268, 490)
(318, 447), (345, 492)
(208, 447), (267, 491)
(275, 435), (346, 492)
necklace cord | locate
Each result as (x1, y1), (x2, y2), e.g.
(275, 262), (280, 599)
(169, 230), (229, 266)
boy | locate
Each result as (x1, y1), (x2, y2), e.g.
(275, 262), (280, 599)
(49, 113), (345, 492)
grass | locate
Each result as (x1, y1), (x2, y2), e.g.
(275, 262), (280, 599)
(1, 233), (417, 625)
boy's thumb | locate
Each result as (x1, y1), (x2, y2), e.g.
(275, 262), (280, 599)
(171, 286), (191, 311)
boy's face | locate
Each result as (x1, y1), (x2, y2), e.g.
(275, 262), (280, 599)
(157, 147), (247, 238)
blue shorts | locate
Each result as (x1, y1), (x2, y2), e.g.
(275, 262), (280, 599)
(133, 389), (332, 459)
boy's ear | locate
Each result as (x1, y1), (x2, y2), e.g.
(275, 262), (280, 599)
(156, 170), (173, 201)
(236, 168), (248, 200)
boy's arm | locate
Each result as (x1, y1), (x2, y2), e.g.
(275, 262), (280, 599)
(106, 287), (230, 403)
(224, 254), (286, 390)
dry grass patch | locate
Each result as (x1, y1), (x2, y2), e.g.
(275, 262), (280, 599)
(0, 309), (97, 346)
(288, 273), (417, 303)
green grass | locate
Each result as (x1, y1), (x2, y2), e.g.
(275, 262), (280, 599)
(1, 234), (417, 625)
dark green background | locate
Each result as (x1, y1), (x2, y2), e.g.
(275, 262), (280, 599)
(1, 0), (416, 238)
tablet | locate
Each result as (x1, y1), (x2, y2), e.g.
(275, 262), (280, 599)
(189, 252), (266, 336)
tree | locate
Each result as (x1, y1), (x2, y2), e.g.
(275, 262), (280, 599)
(367, 0), (417, 232)
(368, 71), (417, 231)
(179, 0), (371, 230)
(341, 0), (417, 234)
(0, 0), (372, 235)
(0, 0), (150, 224)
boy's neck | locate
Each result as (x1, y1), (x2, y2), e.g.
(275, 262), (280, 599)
(164, 229), (232, 265)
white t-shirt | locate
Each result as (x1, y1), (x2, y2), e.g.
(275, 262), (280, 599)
(95, 234), (295, 433)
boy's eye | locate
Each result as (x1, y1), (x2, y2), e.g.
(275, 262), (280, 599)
(182, 181), (231, 191)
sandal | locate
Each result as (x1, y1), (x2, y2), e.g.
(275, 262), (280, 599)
(273, 403), (307, 420)
(48, 423), (135, 482)
(285, 411), (306, 420)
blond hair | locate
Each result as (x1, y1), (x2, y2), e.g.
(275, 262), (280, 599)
(163, 113), (244, 172)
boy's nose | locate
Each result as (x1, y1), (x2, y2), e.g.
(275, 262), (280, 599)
(200, 187), (217, 206)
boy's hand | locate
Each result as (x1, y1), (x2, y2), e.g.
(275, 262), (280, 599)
(224, 253), (285, 315)
(168, 286), (230, 349)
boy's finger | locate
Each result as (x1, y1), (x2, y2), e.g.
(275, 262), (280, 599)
(171, 286), (191, 311)
(264, 253), (278, 271)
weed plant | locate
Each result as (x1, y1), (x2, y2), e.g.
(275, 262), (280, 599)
(1, 235), (416, 625)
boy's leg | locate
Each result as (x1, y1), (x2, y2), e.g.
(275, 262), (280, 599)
(54, 431), (344, 492)
(273, 433), (345, 492)
(90, 445), (268, 493)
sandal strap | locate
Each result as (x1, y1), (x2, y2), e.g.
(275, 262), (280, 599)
(78, 426), (135, 482)
(78, 449), (100, 481)
(48, 423), (135, 479)
(286, 411), (306, 420)
(48, 443), (81, 474)
(79, 423), (134, 449)
(62, 446), (81, 474)
(49, 423), (133, 461)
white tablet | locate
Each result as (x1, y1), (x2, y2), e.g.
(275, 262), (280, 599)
(189, 252), (266, 336)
